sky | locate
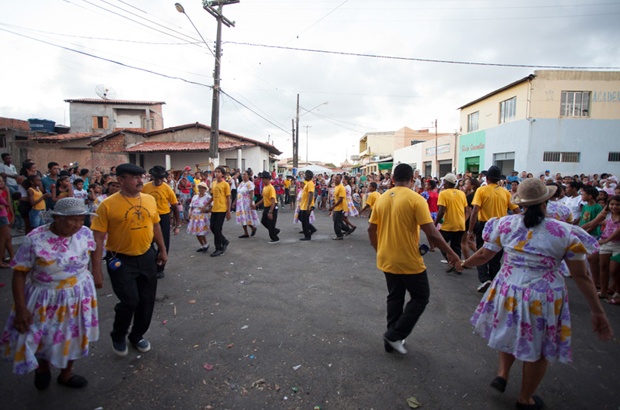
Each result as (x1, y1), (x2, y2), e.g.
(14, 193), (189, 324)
(2, 0), (620, 165)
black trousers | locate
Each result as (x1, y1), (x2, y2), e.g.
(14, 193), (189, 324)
(474, 221), (504, 283)
(299, 209), (315, 239)
(439, 230), (464, 259)
(332, 210), (350, 238)
(384, 271), (430, 342)
(107, 247), (158, 345)
(156, 212), (171, 272)
(261, 208), (279, 241)
(210, 212), (227, 251)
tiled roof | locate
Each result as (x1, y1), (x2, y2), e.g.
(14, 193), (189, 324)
(125, 141), (252, 153)
(64, 98), (165, 105)
(31, 132), (98, 142)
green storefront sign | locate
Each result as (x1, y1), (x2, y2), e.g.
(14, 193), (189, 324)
(458, 130), (486, 175)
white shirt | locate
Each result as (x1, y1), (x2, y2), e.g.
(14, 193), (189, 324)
(0, 163), (18, 186)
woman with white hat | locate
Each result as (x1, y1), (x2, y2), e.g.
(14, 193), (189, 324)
(0, 197), (99, 390)
(460, 179), (613, 409)
(187, 182), (211, 252)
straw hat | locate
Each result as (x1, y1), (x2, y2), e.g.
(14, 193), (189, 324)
(51, 197), (97, 216)
(512, 179), (557, 207)
(198, 182), (208, 189)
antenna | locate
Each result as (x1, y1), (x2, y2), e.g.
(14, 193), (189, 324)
(95, 84), (117, 100)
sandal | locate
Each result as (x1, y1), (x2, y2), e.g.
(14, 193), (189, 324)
(490, 376), (507, 393)
(607, 293), (620, 305)
(57, 374), (88, 388)
(0, 263), (11, 269)
(251, 228), (257, 237)
(597, 291), (609, 299)
(34, 370), (51, 390)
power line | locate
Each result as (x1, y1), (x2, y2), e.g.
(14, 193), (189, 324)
(220, 90), (291, 135)
(0, 27), (213, 89)
(225, 41), (620, 70)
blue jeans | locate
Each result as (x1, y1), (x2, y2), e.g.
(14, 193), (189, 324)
(383, 271), (430, 341)
(29, 209), (43, 228)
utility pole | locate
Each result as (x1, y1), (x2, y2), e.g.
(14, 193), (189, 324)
(202, 0), (239, 169)
(304, 125), (312, 165)
(291, 118), (296, 173)
(434, 119), (438, 178)
(294, 94), (300, 174)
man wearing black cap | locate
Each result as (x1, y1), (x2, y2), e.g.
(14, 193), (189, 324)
(91, 163), (167, 356)
(299, 170), (317, 240)
(142, 165), (181, 279)
(206, 166), (231, 257)
(468, 165), (520, 293)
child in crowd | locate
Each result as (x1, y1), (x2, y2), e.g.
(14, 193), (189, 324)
(73, 178), (88, 203)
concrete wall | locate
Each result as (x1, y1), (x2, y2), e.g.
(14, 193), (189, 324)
(69, 102), (165, 134)
(393, 134), (457, 177)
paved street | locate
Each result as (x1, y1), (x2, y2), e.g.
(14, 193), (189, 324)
(0, 207), (618, 410)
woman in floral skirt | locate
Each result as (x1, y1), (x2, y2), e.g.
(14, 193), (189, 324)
(0, 197), (99, 390)
(188, 182), (211, 252)
(233, 171), (258, 238)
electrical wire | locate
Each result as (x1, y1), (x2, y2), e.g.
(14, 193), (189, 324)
(225, 41), (620, 70)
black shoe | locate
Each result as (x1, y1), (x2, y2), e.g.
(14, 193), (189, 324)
(515, 396), (544, 410)
(251, 228), (257, 237)
(490, 376), (507, 393)
(211, 249), (224, 257)
(34, 370), (51, 390)
(196, 247), (206, 252)
(300, 237), (311, 241)
(57, 374), (88, 388)
(222, 240), (230, 251)
(157, 271), (165, 279)
(298, 231), (305, 234)
(238, 234), (249, 238)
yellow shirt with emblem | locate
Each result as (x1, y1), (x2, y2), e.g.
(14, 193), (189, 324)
(142, 181), (178, 215)
(333, 184), (348, 212)
(262, 184), (276, 208)
(300, 180), (315, 211)
(471, 183), (519, 222)
(369, 186), (433, 274)
(91, 192), (160, 256)
(437, 188), (468, 231)
(211, 180), (231, 212)
(365, 191), (380, 209)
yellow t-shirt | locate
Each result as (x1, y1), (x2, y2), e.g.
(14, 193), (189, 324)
(193, 177), (201, 194)
(262, 184), (276, 208)
(91, 192), (160, 256)
(211, 180), (231, 213)
(300, 180), (315, 211)
(369, 187), (433, 274)
(29, 188), (46, 210)
(142, 182), (178, 215)
(333, 184), (348, 212)
(471, 183), (519, 222)
(437, 188), (468, 231)
(284, 179), (291, 189)
(365, 191), (380, 209)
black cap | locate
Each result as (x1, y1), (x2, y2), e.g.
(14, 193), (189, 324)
(260, 171), (271, 179)
(486, 165), (502, 179)
(149, 165), (168, 178)
(116, 163), (145, 176)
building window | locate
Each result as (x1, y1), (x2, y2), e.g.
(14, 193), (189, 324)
(0, 134), (6, 148)
(499, 97), (516, 124)
(467, 111), (479, 132)
(92, 116), (109, 129)
(560, 91), (590, 117)
(543, 151), (580, 163)
(608, 152), (620, 162)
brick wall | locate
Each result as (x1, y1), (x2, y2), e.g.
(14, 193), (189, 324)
(0, 117), (30, 131)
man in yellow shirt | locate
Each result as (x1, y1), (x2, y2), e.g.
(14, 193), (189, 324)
(360, 181), (380, 218)
(299, 170), (317, 241)
(468, 165), (521, 292)
(91, 163), (167, 357)
(368, 163), (460, 354)
(142, 165), (181, 279)
(329, 174), (350, 240)
(252, 171), (280, 244)
(435, 173), (468, 273)
(206, 166), (231, 257)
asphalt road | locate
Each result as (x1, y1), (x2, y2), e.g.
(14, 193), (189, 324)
(0, 207), (618, 410)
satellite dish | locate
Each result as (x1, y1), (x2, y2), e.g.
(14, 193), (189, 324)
(95, 84), (117, 100)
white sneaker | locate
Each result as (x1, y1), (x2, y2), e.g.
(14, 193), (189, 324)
(384, 337), (408, 355)
(477, 280), (492, 293)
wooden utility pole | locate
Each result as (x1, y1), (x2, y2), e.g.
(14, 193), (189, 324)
(294, 94), (300, 174)
(203, 0), (239, 168)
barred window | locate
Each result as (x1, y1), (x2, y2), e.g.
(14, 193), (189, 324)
(499, 97), (516, 124)
(467, 111), (479, 132)
(560, 91), (590, 117)
(609, 152), (620, 162)
(543, 152), (580, 163)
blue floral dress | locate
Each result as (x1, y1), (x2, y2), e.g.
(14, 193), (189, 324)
(0, 225), (98, 374)
(470, 215), (598, 363)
